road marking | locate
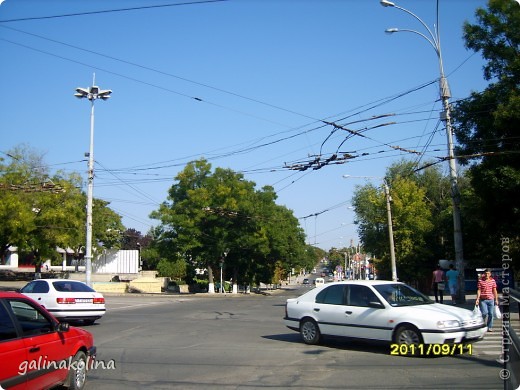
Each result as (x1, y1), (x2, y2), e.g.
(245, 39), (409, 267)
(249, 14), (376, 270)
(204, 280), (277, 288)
(470, 319), (519, 357)
(108, 300), (179, 311)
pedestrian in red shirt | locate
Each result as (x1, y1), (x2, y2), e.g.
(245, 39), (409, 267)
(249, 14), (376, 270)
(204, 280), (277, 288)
(475, 269), (499, 332)
(431, 265), (445, 303)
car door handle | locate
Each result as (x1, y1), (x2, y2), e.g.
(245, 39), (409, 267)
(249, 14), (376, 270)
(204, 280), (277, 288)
(345, 311), (352, 315)
(29, 347), (40, 353)
(313, 308), (320, 312)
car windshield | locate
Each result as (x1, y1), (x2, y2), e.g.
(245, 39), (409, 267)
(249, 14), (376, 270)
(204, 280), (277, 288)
(53, 281), (95, 293)
(374, 284), (433, 307)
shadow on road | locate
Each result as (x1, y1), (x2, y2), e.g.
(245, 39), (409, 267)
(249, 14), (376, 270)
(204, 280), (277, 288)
(262, 333), (390, 355)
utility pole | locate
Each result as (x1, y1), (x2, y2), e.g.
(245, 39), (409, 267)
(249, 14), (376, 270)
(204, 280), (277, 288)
(384, 181), (397, 282)
(380, 0), (465, 302)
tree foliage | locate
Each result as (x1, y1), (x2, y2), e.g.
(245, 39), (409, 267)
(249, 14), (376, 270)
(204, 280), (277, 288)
(452, 0), (520, 265)
(157, 258), (187, 281)
(0, 145), (124, 265)
(352, 161), (450, 285)
(150, 159), (307, 288)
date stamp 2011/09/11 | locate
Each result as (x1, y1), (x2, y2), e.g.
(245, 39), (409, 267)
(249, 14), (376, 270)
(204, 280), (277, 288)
(390, 343), (473, 356)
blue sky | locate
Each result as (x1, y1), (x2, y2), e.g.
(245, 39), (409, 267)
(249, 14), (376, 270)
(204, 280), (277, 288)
(0, 0), (490, 250)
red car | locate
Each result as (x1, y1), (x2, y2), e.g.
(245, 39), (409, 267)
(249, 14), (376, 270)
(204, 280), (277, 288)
(0, 291), (96, 390)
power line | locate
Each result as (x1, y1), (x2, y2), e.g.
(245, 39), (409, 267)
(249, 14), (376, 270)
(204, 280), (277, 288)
(0, 1), (228, 23)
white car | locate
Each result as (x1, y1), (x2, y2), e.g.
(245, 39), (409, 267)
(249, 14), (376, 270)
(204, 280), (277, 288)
(20, 279), (106, 324)
(284, 280), (486, 346)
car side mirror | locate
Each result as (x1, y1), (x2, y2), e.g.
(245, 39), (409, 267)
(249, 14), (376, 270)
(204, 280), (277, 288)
(57, 322), (70, 333)
(368, 301), (385, 309)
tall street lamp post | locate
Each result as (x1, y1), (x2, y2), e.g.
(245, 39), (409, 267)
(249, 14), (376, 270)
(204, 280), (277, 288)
(343, 175), (397, 281)
(380, 0), (465, 301)
(74, 77), (112, 287)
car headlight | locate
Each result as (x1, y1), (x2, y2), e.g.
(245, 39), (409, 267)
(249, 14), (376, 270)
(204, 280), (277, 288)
(467, 316), (484, 326)
(437, 320), (461, 329)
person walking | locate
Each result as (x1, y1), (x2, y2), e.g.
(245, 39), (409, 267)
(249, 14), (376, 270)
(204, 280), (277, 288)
(431, 265), (446, 303)
(446, 264), (459, 305)
(476, 269), (499, 332)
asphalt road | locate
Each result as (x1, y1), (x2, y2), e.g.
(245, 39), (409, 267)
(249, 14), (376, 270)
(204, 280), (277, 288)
(80, 287), (505, 390)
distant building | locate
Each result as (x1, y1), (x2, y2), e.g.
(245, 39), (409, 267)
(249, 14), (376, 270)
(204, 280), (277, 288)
(1, 247), (139, 274)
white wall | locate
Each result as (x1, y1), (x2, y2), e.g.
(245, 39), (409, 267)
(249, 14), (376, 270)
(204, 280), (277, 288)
(92, 249), (139, 274)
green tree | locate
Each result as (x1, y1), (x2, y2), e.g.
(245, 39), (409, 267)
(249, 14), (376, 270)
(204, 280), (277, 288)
(1, 145), (46, 258)
(157, 258), (187, 282)
(327, 247), (346, 272)
(0, 145), (83, 265)
(92, 199), (125, 250)
(414, 164), (454, 262)
(452, 0), (520, 267)
(0, 145), (124, 267)
(150, 159), (307, 292)
(352, 162), (434, 285)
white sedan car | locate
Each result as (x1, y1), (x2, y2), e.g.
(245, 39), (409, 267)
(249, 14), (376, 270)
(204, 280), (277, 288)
(284, 280), (486, 346)
(20, 279), (106, 324)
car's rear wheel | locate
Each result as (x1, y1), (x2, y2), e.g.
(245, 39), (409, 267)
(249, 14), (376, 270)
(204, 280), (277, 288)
(394, 325), (423, 345)
(67, 351), (88, 390)
(300, 318), (321, 345)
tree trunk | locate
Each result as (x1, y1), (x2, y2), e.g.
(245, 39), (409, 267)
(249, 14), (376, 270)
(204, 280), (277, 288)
(232, 267), (239, 294)
(207, 265), (215, 294)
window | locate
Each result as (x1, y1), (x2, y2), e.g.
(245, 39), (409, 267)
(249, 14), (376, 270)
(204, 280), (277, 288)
(8, 300), (53, 336)
(20, 281), (35, 293)
(347, 285), (380, 307)
(53, 281), (94, 293)
(373, 284), (432, 307)
(20, 280), (49, 294)
(32, 281), (50, 293)
(0, 303), (18, 341)
(315, 285), (346, 305)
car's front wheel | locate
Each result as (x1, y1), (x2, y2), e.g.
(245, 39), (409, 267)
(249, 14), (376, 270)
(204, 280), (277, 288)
(67, 351), (88, 390)
(300, 318), (321, 345)
(394, 325), (423, 345)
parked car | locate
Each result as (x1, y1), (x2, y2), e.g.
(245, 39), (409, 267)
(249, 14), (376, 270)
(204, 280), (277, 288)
(302, 278), (310, 286)
(0, 291), (96, 390)
(284, 280), (486, 346)
(20, 279), (106, 324)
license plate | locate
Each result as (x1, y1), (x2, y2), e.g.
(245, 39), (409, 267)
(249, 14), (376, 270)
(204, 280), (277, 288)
(75, 298), (93, 303)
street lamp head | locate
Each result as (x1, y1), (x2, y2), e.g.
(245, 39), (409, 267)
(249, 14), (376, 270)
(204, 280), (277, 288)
(343, 174), (384, 180)
(74, 87), (89, 99)
(97, 88), (112, 98)
(74, 86), (112, 101)
(380, 0), (396, 7)
(88, 86), (112, 100)
(385, 28), (399, 34)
